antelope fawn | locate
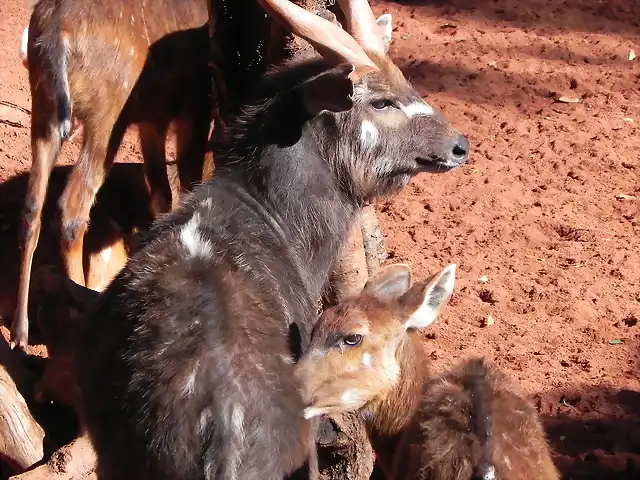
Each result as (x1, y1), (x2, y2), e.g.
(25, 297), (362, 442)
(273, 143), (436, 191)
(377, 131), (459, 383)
(298, 263), (560, 480)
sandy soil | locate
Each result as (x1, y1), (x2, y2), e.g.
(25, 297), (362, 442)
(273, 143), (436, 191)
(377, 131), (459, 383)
(1, 0), (639, 478)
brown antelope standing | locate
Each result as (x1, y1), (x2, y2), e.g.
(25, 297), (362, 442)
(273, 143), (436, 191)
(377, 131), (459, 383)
(297, 263), (560, 480)
(12, 0), (212, 349)
(74, 0), (470, 478)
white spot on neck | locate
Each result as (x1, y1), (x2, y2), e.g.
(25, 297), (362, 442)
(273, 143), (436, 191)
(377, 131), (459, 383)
(360, 120), (379, 149)
(180, 213), (213, 258)
(399, 101), (435, 118)
(361, 352), (372, 366)
(201, 198), (213, 209)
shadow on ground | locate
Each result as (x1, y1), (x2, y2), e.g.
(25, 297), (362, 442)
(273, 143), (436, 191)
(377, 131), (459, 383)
(0, 163), (153, 331)
(388, 0), (640, 36)
(535, 384), (640, 479)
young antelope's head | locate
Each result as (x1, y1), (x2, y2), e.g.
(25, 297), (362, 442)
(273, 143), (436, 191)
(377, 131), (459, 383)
(297, 263), (456, 419)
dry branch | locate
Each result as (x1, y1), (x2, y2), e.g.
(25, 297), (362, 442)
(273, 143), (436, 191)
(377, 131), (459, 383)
(8, 435), (96, 480)
(0, 338), (45, 473)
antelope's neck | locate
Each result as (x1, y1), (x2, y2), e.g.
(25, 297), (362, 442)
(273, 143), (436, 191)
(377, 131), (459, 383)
(223, 132), (358, 304)
(365, 334), (429, 476)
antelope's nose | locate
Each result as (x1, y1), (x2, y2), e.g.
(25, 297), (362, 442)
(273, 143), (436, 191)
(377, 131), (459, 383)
(450, 134), (469, 164)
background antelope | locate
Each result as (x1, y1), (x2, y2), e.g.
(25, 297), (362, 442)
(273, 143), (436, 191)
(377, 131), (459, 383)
(13, 0), (211, 350)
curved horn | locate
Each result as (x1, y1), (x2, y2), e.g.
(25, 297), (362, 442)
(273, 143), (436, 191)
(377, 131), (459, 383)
(337, 0), (385, 55)
(256, 0), (376, 69)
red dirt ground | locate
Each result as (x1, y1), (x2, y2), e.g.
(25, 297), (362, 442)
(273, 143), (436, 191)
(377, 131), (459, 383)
(1, 0), (639, 478)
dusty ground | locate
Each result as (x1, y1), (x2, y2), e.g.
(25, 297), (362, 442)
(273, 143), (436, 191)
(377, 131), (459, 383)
(1, 0), (639, 478)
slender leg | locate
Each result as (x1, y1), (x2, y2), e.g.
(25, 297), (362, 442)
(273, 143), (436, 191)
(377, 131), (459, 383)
(12, 101), (62, 350)
(139, 121), (172, 217)
(58, 118), (126, 289)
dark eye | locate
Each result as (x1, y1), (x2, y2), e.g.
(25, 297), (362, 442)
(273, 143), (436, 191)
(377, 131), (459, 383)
(370, 99), (394, 110)
(343, 334), (363, 346)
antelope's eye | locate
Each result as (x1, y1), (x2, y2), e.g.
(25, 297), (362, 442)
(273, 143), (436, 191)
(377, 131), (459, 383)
(371, 99), (394, 110)
(343, 334), (363, 346)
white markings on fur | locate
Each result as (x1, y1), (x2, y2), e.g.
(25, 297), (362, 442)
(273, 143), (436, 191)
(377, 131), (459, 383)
(360, 120), (379, 149)
(340, 389), (361, 406)
(182, 365), (198, 397)
(180, 212), (213, 258)
(199, 407), (212, 434)
(59, 35), (72, 139)
(280, 354), (294, 365)
(483, 466), (496, 480)
(405, 264), (456, 330)
(361, 352), (372, 367)
(303, 407), (322, 419)
(226, 403), (245, 480)
(399, 101), (435, 118)
(232, 405), (245, 440)
(201, 198), (213, 209)
(19, 27), (29, 67)
(100, 246), (112, 264)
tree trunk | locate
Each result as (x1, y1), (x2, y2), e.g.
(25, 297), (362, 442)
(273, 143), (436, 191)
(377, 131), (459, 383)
(361, 205), (387, 279)
(0, 337), (45, 474)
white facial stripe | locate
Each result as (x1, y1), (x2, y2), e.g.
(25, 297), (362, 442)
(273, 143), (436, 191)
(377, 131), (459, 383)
(360, 120), (379, 148)
(400, 101), (435, 118)
(361, 352), (372, 367)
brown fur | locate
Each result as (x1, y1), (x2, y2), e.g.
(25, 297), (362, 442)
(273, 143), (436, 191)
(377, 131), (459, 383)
(298, 264), (560, 480)
(13, 0), (211, 349)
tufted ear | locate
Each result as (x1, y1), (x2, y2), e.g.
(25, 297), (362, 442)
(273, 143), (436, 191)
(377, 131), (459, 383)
(399, 264), (456, 330)
(376, 14), (392, 54)
(363, 263), (412, 301)
(301, 63), (355, 116)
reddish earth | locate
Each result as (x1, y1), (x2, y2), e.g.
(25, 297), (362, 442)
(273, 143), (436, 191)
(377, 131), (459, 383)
(1, 0), (639, 478)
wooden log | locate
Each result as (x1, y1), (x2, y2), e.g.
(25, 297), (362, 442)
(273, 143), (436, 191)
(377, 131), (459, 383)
(361, 205), (387, 278)
(8, 434), (96, 480)
(0, 337), (45, 473)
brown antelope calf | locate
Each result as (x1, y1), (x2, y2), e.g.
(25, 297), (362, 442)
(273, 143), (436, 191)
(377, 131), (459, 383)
(298, 264), (560, 480)
(75, 0), (469, 477)
(13, 0), (211, 349)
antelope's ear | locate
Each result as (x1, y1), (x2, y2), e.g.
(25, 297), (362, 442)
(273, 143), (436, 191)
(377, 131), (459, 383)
(376, 14), (392, 54)
(301, 63), (355, 116)
(400, 264), (456, 330)
(363, 264), (412, 301)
